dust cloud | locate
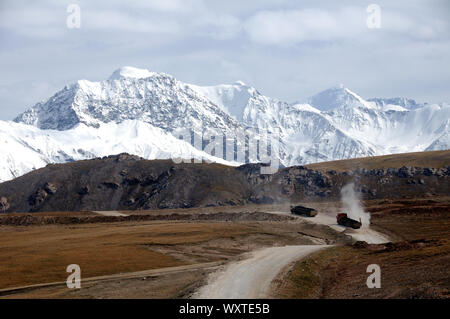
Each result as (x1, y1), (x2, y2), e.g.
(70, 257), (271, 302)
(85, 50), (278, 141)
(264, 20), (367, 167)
(341, 183), (370, 227)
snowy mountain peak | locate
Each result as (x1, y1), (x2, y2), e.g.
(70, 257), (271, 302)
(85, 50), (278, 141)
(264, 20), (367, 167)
(306, 85), (377, 111)
(307, 86), (358, 111)
(14, 67), (241, 132)
(108, 66), (156, 80)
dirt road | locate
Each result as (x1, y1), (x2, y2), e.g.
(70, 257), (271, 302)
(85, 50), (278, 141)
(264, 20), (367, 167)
(194, 210), (390, 299)
(92, 211), (128, 217)
(271, 211), (390, 244)
(193, 245), (327, 299)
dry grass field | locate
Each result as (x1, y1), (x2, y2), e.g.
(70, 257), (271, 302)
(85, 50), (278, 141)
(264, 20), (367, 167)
(0, 215), (340, 295)
(306, 149), (450, 171)
(0, 221), (253, 289)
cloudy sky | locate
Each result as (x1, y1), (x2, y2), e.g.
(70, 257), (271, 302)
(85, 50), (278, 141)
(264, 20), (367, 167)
(1, 0), (449, 120)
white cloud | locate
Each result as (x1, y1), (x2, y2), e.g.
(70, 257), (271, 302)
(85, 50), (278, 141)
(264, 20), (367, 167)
(381, 10), (448, 41)
(192, 13), (241, 39)
(243, 8), (364, 45)
(131, 0), (202, 12)
(0, 6), (66, 38)
(84, 10), (181, 34)
(243, 6), (449, 46)
(0, 0), (242, 40)
(0, 0), (450, 120)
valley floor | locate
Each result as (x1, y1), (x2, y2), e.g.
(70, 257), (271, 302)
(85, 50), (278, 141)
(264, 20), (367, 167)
(0, 197), (448, 299)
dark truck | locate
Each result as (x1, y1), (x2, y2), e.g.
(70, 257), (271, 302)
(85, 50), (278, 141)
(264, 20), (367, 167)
(336, 213), (362, 229)
(290, 205), (318, 217)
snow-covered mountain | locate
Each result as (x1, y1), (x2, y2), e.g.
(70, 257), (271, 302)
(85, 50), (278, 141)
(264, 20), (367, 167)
(15, 67), (242, 134)
(305, 84), (376, 111)
(368, 97), (423, 110)
(2, 66), (449, 182)
(0, 120), (237, 182)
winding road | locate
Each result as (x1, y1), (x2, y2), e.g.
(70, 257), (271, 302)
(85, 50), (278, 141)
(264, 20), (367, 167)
(194, 210), (389, 299)
(193, 245), (327, 299)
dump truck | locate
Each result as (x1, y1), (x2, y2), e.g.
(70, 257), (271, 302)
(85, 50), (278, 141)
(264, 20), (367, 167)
(336, 213), (362, 229)
(290, 205), (318, 217)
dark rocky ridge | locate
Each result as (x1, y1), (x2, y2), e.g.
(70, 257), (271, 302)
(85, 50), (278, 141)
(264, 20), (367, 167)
(0, 153), (448, 213)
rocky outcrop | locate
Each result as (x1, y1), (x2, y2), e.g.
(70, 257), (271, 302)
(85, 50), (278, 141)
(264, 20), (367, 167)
(114, 153), (143, 163)
(0, 196), (9, 212)
(78, 186), (90, 195)
(44, 182), (57, 194)
(103, 182), (120, 189)
(27, 182), (58, 208)
(28, 188), (48, 206)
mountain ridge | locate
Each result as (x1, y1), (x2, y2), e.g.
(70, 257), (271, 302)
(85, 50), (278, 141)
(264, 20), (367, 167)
(0, 151), (448, 213)
(2, 66), (449, 183)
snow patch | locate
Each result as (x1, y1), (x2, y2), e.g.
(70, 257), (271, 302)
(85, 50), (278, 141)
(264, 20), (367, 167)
(187, 82), (256, 121)
(109, 66), (156, 80)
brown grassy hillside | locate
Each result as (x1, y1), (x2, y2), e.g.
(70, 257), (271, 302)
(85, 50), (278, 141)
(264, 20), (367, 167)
(306, 150), (450, 172)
